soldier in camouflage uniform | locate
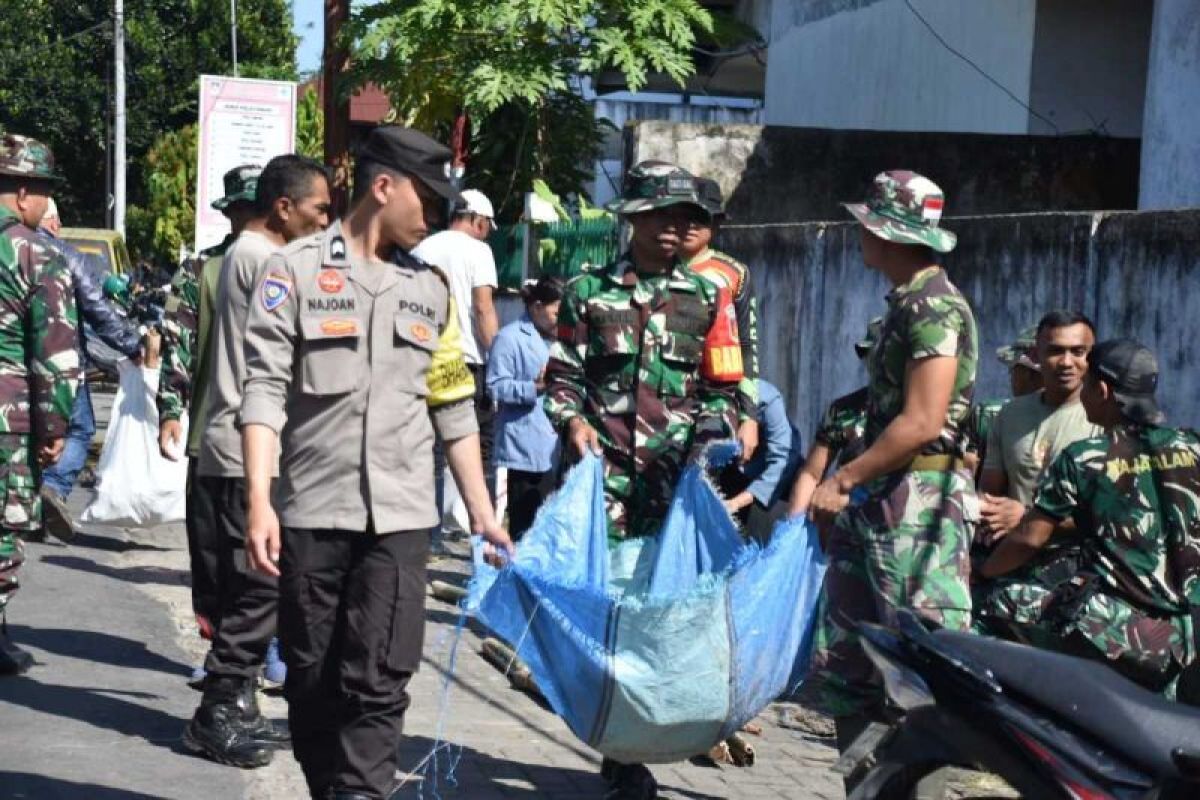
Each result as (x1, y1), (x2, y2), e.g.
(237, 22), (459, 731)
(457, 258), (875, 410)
(982, 340), (1200, 704)
(158, 165), (260, 647)
(788, 317), (879, 515)
(0, 135), (80, 674)
(807, 172), (979, 749)
(963, 325), (1041, 471)
(544, 161), (738, 799)
(679, 177), (761, 462)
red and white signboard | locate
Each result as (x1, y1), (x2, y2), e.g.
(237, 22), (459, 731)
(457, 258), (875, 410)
(194, 75), (296, 252)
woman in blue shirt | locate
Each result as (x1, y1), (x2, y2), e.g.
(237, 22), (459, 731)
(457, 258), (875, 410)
(487, 277), (563, 539)
(719, 379), (803, 542)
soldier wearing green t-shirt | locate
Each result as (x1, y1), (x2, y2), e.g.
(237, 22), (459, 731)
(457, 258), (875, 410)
(974, 312), (1104, 639)
(808, 171), (979, 751)
(982, 340), (1200, 704)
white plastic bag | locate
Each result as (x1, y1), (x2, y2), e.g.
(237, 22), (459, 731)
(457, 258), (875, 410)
(81, 360), (188, 527)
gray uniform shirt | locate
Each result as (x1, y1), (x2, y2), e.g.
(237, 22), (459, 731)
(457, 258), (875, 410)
(198, 230), (277, 477)
(239, 220), (478, 534)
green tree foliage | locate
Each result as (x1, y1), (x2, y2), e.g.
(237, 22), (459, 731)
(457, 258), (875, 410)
(0, 0), (295, 257)
(349, 0), (713, 221)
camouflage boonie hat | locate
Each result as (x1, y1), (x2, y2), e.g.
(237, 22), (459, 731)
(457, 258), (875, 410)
(211, 164), (262, 210)
(996, 325), (1039, 371)
(0, 134), (61, 182)
(844, 170), (956, 253)
(854, 316), (884, 359)
(604, 160), (710, 219)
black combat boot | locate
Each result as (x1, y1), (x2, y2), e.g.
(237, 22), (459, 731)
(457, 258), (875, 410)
(0, 629), (32, 676)
(183, 676), (273, 768)
(236, 677), (291, 747)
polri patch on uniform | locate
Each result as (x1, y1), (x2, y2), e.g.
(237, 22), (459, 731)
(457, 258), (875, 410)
(318, 269), (345, 294)
(261, 273), (292, 312)
(320, 318), (358, 336)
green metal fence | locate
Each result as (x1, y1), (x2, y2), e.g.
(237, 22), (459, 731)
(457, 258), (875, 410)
(488, 225), (526, 291)
(489, 218), (620, 289)
(539, 218), (620, 280)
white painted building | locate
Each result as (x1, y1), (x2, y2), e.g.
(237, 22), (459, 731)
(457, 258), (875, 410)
(759, 0), (1199, 209)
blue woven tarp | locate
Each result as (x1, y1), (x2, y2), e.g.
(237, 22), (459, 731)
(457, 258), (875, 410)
(468, 445), (827, 763)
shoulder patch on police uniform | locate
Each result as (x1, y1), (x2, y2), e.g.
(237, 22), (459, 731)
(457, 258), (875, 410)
(261, 273), (292, 312)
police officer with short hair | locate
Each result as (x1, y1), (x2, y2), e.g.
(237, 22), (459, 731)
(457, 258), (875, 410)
(240, 126), (513, 800)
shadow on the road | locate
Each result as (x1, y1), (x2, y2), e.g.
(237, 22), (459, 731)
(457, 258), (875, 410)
(391, 736), (728, 799)
(0, 772), (168, 799)
(6, 625), (191, 678)
(0, 675), (190, 754)
(391, 735), (604, 798)
(41, 554), (190, 587)
(66, 529), (174, 554)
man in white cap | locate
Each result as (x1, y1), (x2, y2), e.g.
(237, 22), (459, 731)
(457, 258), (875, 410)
(412, 188), (500, 508)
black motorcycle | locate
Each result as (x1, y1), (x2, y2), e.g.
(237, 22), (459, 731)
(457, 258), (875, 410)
(836, 610), (1200, 799)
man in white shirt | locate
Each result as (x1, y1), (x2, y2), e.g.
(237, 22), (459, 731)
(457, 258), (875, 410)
(412, 189), (500, 503)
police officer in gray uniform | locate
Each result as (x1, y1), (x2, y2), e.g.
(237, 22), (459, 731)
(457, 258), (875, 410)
(241, 126), (513, 800)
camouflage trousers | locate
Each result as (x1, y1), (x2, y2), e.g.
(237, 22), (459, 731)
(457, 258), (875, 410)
(0, 434), (40, 614)
(809, 468), (975, 717)
(972, 545), (1083, 648)
(602, 448), (686, 540)
(999, 576), (1193, 697)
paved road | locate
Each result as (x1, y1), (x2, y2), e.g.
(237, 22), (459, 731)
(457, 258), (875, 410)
(0, 389), (847, 799)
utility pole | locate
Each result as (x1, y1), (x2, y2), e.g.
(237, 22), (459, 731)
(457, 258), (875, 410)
(230, 0), (239, 77)
(113, 0), (126, 237)
(324, 0), (351, 215)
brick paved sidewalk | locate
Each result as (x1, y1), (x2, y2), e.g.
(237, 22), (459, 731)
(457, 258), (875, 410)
(390, 541), (845, 800)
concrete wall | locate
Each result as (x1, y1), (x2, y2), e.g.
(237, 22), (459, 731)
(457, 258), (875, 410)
(626, 121), (1141, 223)
(1139, 0), (1200, 209)
(1027, 0), (1152, 137)
(764, 0), (1038, 133)
(719, 209), (1200, 441)
(592, 99), (762, 208)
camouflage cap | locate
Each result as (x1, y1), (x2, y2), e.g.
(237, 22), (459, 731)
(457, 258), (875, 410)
(996, 325), (1039, 371)
(0, 133), (61, 183)
(844, 170), (956, 253)
(211, 164), (262, 210)
(604, 160), (710, 219)
(854, 316), (884, 359)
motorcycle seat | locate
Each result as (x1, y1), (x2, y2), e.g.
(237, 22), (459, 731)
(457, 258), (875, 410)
(931, 629), (1200, 777)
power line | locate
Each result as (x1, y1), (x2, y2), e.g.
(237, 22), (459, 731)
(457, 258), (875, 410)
(901, 0), (1060, 135)
(11, 20), (109, 61)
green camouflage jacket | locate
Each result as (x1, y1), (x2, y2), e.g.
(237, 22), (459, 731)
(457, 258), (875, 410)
(158, 235), (232, 438)
(866, 266), (978, 457)
(545, 254), (737, 537)
(0, 206), (79, 439)
(815, 386), (868, 467)
(1034, 424), (1200, 665)
(157, 267), (199, 424)
(965, 398), (1007, 462)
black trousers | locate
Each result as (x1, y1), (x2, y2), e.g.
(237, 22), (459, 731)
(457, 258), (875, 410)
(185, 461), (222, 628)
(280, 528), (428, 800)
(506, 468), (554, 541)
(196, 475), (279, 679)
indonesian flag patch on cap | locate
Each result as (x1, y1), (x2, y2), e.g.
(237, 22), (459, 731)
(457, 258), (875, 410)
(922, 195), (944, 223)
(921, 196), (940, 225)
